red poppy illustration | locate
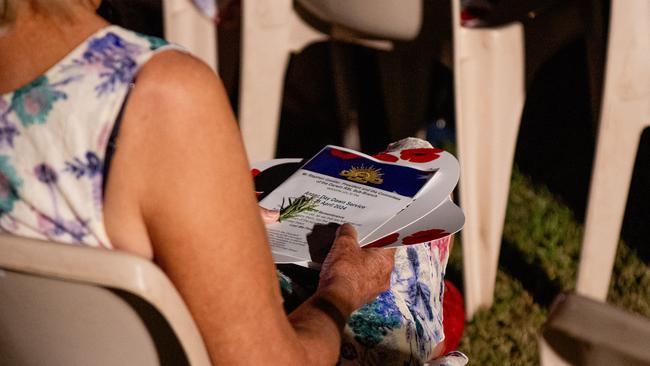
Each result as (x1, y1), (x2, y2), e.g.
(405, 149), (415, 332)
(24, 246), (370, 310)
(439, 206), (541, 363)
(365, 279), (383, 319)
(251, 168), (261, 177)
(363, 233), (400, 248)
(373, 153), (399, 163)
(402, 228), (449, 245)
(442, 280), (465, 355)
(330, 148), (359, 160)
(400, 148), (444, 163)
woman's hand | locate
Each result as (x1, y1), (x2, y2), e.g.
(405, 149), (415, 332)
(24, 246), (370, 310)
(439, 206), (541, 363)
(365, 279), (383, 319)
(286, 224), (395, 364)
(317, 224), (395, 315)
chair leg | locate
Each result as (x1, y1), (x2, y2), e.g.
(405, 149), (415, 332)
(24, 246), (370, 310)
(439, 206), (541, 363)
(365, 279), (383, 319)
(538, 336), (572, 366)
(239, 0), (294, 163)
(453, 15), (525, 317)
(576, 0), (649, 301)
(239, 1), (326, 162)
(577, 122), (641, 300)
(330, 42), (361, 150)
(162, 0), (218, 70)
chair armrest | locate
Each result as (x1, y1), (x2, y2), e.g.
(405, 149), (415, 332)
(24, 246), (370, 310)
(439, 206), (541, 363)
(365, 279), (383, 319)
(541, 293), (650, 366)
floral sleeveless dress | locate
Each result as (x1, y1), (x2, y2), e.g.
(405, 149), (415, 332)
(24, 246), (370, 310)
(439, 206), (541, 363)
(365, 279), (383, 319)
(0, 26), (178, 246)
(0, 25), (466, 366)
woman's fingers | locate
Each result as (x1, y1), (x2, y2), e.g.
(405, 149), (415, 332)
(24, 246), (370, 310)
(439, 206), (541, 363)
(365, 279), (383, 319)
(260, 207), (280, 224)
(335, 223), (358, 242)
(318, 224), (397, 311)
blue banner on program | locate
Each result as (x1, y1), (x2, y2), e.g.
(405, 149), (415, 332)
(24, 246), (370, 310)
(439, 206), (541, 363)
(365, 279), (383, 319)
(301, 147), (435, 198)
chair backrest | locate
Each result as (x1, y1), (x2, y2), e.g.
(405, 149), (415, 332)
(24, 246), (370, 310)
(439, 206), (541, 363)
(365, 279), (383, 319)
(0, 234), (211, 366)
(296, 0), (422, 40)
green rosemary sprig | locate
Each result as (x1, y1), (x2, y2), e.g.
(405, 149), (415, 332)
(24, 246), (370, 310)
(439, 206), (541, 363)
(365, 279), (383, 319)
(279, 195), (318, 222)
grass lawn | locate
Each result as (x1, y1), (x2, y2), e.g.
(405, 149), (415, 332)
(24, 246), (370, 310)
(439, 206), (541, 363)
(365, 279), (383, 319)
(445, 167), (650, 364)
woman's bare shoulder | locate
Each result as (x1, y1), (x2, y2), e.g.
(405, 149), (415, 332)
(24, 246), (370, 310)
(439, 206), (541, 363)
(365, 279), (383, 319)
(103, 49), (243, 258)
(138, 50), (217, 90)
(133, 49), (231, 119)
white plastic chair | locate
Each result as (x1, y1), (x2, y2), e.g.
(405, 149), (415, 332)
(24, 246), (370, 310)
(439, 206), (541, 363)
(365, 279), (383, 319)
(238, 0), (422, 163)
(451, 0), (526, 317)
(0, 234), (211, 366)
(162, 0), (218, 71)
(576, 0), (650, 301)
(541, 7), (650, 346)
(539, 293), (650, 366)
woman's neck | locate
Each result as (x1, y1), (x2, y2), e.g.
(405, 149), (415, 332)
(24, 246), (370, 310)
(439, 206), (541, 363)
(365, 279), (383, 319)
(0, 3), (109, 94)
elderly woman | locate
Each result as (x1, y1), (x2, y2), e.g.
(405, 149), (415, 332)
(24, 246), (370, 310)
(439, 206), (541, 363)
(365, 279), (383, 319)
(0, 1), (465, 364)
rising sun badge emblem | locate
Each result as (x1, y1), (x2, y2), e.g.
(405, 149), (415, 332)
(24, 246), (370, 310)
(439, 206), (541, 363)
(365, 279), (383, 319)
(339, 165), (384, 185)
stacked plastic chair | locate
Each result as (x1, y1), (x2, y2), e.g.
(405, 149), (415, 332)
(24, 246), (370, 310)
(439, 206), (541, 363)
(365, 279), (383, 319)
(541, 1), (649, 364)
(576, 0), (650, 301)
(238, 0), (422, 162)
(451, 0), (526, 317)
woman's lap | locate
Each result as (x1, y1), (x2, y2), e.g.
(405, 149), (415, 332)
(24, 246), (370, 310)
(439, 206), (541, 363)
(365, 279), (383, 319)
(340, 241), (446, 365)
(278, 236), (467, 365)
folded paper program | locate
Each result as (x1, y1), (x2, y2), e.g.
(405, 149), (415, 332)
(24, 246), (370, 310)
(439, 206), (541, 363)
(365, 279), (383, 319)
(252, 138), (465, 264)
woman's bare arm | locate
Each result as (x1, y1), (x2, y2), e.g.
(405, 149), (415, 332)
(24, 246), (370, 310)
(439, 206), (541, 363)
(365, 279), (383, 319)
(103, 51), (392, 365)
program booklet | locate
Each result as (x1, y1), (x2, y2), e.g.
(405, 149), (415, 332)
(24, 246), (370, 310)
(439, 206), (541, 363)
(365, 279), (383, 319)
(252, 145), (464, 265)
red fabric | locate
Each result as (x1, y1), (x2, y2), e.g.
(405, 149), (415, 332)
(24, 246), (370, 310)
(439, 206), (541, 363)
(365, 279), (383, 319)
(442, 280), (465, 355)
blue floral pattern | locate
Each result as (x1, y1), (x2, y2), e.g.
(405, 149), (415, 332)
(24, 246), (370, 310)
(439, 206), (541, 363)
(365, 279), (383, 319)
(348, 292), (402, 347)
(64, 152), (103, 179)
(337, 236), (467, 366)
(0, 26), (179, 247)
(406, 247), (434, 320)
(63, 32), (142, 96)
(0, 155), (22, 214)
(36, 213), (89, 243)
(0, 98), (20, 147)
(34, 163), (58, 184)
(135, 32), (169, 50)
(11, 76), (69, 126)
